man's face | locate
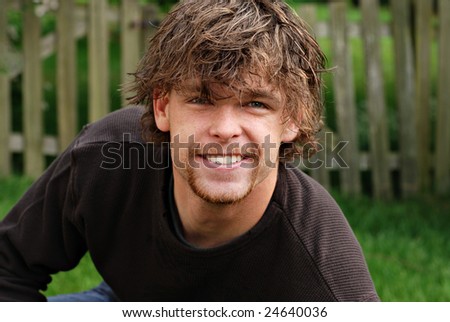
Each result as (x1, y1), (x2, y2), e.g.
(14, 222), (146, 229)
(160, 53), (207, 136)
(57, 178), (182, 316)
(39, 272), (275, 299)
(154, 78), (299, 204)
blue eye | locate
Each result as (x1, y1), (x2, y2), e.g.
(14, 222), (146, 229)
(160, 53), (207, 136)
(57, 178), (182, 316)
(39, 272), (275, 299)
(247, 101), (267, 109)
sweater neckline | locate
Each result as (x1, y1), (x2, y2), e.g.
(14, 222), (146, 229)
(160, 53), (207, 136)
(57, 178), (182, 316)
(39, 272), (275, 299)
(158, 165), (288, 257)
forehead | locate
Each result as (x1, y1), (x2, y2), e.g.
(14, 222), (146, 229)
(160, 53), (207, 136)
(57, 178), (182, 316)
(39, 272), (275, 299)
(175, 75), (285, 104)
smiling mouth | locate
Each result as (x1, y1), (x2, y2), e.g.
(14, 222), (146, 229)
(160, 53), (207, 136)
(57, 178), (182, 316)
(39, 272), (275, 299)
(204, 155), (243, 166)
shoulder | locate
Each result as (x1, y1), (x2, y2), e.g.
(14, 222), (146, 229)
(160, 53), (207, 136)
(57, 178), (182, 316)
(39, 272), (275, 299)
(66, 106), (170, 215)
(276, 166), (379, 301)
(279, 166), (343, 218)
(67, 105), (169, 186)
(76, 106), (146, 147)
(68, 105), (170, 169)
(279, 167), (348, 249)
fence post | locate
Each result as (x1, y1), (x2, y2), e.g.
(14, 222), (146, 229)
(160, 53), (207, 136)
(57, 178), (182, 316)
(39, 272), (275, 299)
(57, 0), (77, 152)
(120, 0), (141, 106)
(0, 0), (11, 176)
(329, 0), (361, 195)
(391, 0), (418, 197)
(23, 0), (44, 178)
(360, 0), (392, 199)
(435, 0), (450, 195)
(415, 0), (433, 192)
(297, 4), (330, 191)
(88, 0), (110, 122)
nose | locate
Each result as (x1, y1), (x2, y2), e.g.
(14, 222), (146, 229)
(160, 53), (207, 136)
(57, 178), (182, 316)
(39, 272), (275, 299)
(208, 106), (243, 142)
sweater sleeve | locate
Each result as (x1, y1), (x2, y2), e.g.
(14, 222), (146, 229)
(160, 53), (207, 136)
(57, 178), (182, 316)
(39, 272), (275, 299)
(0, 131), (88, 301)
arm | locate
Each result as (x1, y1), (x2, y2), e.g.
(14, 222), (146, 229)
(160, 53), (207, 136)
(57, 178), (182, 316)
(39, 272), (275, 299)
(0, 135), (87, 301)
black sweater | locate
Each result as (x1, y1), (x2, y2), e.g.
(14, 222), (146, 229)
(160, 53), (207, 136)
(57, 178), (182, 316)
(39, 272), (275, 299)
(0, 107), (379, 301)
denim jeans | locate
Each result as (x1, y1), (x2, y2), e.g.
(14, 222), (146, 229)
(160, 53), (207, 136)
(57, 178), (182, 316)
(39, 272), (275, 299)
(47, 281), (119, 302)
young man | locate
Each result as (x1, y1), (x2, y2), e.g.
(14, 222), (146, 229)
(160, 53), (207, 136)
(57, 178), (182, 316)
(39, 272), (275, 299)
(0, 0), (379, 301)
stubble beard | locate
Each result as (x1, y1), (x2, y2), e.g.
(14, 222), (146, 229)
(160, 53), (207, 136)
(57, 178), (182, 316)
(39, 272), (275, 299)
(186, 164), (260, 205)
(185, 149), (262, 205)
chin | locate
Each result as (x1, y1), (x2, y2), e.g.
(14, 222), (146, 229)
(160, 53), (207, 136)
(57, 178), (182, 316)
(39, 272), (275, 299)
(198, 191), (250, 205)
(187, 171), (255, 205)
(191, 181), (254, 205)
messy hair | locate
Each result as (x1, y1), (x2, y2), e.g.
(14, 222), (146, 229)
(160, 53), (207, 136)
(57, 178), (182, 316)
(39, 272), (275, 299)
(126, 0), (327, 159)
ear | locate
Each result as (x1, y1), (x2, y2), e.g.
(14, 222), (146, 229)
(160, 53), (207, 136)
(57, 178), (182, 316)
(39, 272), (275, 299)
(281, 119), (300, 143)
(153, 89), (170, 132)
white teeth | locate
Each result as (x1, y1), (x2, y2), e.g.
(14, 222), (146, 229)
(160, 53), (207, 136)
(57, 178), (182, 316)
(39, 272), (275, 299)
(206, 155), (242, 165)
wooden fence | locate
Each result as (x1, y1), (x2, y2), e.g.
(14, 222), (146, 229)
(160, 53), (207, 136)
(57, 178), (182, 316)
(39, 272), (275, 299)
(305, 0), (450, 198)
(0, 0), (449, 199)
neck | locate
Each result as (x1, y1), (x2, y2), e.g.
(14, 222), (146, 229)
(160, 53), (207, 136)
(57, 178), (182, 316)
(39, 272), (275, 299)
(173, 170), (278, 249)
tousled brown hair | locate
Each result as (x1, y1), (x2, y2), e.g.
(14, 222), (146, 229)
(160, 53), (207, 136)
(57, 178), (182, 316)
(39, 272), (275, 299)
(125, 0), (327, 158)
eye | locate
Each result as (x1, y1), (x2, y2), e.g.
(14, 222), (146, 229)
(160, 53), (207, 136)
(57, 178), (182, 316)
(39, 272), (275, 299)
(246, 101), (268, 109)
(189, 97), (211, 105)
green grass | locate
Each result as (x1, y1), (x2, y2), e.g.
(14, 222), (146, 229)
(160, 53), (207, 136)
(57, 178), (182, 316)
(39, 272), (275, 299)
(0, 176), (34, 215)
(334, 192), (450, 301)
(1, 176), (449, 301)
(45, 255), (102, 297)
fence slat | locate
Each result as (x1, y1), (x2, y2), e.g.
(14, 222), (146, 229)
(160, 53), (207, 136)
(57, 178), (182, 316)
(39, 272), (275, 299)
(297, 4), (330, 191)
(88, 0), (110, 122)
(330, 0), (361, 195)
(10, 133), (58, 156)
(57, 0), (77, 152)
(23, 0), (44, 178)
(0, 0), (11, 176)
(391, 0), (418, 197)
(435, 0), (450, 195)
(360, 0), (392, 199)
(415, 0), (433, 192)
(120, 0), (141, 106)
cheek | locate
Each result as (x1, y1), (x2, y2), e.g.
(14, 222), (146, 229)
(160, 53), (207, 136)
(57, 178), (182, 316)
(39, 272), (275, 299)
(170, 124), (201, 144)
(170, 112), (207, 137)
(170, 144), (190, 168)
